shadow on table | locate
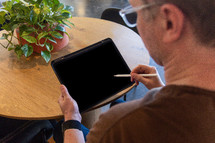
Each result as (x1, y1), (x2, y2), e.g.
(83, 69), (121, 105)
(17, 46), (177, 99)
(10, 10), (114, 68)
(6, 46), (72, 70)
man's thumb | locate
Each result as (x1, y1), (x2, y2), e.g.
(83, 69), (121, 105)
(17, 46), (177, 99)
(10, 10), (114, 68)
(133, 73), (147, 84)
(60, 85), (69, 97)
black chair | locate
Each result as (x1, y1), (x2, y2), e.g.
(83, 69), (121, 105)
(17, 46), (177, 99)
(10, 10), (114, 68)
(101, 8), (138, 34)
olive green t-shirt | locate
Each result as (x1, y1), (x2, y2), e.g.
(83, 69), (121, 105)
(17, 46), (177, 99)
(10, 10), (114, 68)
(87, 85), (215, 143)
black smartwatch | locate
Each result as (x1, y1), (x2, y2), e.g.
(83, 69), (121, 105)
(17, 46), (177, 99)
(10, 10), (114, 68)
(62, 120), (82, 133)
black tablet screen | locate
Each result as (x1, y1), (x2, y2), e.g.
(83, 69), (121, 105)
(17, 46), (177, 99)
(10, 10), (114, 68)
(51, 38), (133, 112)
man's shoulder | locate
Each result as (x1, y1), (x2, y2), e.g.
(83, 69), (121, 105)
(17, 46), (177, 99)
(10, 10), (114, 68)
(155, 85), (215, 99)
(98, 87), (162, 125)
(87, 87), (162, 143)
(87, 85), (215, 143)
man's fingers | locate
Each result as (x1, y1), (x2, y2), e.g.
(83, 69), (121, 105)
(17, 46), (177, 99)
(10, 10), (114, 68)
(132, 65), (148, 73)
(58, 92), (64, 104)
(60, 85), (70, 97)
(131, 73), (139, 85)
(131, 65), (156, 74)
(60, 85), (76, 102)
(132, 73), (147, 84)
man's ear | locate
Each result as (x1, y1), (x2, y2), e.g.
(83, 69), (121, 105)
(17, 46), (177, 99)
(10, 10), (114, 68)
(160, 4), (185, 43)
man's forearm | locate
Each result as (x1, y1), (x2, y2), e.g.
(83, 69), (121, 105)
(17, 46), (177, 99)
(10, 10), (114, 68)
(64, 129), (85, 143)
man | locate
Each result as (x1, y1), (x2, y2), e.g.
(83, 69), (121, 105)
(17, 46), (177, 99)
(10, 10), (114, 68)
(57, 0), (215, 142)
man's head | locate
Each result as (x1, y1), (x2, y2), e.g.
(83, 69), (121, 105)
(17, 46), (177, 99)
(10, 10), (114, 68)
(128, 0), (215, 65)
(154, 0), (215, 47)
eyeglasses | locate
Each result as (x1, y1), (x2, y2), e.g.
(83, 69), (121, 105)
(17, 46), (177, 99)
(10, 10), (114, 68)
(119, 3), (161, 27)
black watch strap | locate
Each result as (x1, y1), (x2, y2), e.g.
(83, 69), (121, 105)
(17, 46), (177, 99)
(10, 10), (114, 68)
(62, 120), (82, 133)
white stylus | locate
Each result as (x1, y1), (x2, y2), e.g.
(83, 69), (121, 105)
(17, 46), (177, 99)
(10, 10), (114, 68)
(114, 74), (157, 77)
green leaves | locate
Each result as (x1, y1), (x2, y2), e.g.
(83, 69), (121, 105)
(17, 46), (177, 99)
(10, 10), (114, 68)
(49, 31), (63, 39)
(2, 1), (13, 12)
(55, 3), (64, 12)
(41, 51), (51, 63)
(21, 35), (37, 43)
(30, 9), (38, 24)
(0, 33), (9, 39)
(21, 44), (33, 57)
(45, 35), (56, 43)
(13, 44), (33, 58)
(0, 11), (7, 25)
(45, 43), (53, 52)
(61, 12), (71, 18)
(19, 25), (35, 34)
(0, 0), (74, 63)
(38, 32), (48, 40)
(55, 25), (66, 32)
(15, 46), (23, 59)
(37, 22), (46, 29)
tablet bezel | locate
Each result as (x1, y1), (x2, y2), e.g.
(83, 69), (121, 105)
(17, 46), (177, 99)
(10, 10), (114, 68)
(51, 38), (133, 112)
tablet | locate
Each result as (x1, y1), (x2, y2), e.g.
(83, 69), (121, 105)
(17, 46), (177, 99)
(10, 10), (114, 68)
(51, 38), (133, 113)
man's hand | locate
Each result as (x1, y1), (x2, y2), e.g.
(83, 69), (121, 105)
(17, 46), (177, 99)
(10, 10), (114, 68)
(58, 85), (82, 122)
(131, 65), (164, 90)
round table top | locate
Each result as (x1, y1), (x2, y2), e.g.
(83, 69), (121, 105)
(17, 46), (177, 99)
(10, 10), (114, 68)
(0, 17), (149, 120)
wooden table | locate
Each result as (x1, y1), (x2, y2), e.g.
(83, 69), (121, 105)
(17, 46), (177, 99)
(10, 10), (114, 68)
(0, 17), (149, 120)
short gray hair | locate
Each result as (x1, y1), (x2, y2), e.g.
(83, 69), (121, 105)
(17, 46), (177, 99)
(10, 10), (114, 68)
(147, 0), (215, 46)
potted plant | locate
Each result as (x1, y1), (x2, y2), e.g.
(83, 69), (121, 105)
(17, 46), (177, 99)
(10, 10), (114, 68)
(0, 0), (74, 63)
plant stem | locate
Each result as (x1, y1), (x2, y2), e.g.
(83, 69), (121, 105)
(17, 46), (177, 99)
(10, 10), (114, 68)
(5, 32), (13, 48)
(0, 43), (7, 49)
(13, 35), (18, 40)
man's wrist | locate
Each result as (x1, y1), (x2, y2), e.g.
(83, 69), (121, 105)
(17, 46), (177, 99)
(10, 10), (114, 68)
(64, 114), (81, 122)
(62, 120), (82, 134)
(64, 116), (73, 121)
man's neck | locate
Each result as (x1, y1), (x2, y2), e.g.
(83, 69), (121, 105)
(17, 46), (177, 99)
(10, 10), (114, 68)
(163, 46), (215, 91)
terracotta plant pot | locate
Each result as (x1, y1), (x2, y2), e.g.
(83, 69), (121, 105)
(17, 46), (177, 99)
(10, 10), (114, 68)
(16, 26), (69, 53)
